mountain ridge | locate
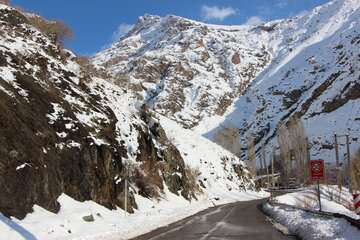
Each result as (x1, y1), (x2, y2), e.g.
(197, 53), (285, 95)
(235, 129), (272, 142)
(94, 0), (360, 162)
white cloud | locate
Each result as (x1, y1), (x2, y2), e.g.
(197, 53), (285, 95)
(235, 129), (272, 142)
(112, 23), (134, 41)
(201, 5), (237, 21)
(244, 16), (264, 26)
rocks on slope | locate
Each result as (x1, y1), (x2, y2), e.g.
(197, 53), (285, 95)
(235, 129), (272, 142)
(93, 15), (271, 128)
(0, 5), (254, 219)
(93, 0), (360, 162)
(208, 0), (360, 161)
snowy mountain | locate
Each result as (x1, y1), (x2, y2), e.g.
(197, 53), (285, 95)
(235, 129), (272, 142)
(93, 15), (271, 128)
(0, 3), (253, 224)
(206, 0), (360, 162)
(1, 0), (360, 238)
(95, 0), (360, 163)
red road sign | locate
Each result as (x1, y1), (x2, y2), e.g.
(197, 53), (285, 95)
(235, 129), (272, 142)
(354, 194), (360, 215)
(310, 160), (325, 181)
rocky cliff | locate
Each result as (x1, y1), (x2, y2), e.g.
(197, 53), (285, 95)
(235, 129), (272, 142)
(0, 5), (253, 219)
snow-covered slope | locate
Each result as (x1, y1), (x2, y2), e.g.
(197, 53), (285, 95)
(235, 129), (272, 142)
(0, 5), (258, 240)
(206, 0), (360, 162)
(94, 0), (360, 162)
(93, 15), (270, 128)
(264, 185), (360, 239)
(0, 3), (254, 223)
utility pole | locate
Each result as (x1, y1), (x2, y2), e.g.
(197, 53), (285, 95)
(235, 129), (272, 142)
(124, 168), (128, 217)
(260, 145), (264, 174)
(335, 134), (341, 189)
(306, 138), (311, 186)
(346, 134), (352, 193)
(272, 147), (275, 188)
(262, 146), (270, 188)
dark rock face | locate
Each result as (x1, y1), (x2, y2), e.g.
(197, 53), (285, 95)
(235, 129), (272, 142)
(135, 107), (199, 200)
(0, 44), (126, 218)
(231, 52), (241, 65)
(0, 7), (199, 219)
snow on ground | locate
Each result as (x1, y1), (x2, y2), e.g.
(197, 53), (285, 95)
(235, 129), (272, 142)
(158, 114), (256, 195)
(0, 188), (265, 240)
(274, 185), (359, 219)
(264, 185), (360, 239)
(0, 72), (266, 240)
(263, 203), (360, 240)
(203, 0), (360, 164)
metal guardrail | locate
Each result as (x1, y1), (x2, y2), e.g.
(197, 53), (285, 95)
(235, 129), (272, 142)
(266, 201), (360, 230)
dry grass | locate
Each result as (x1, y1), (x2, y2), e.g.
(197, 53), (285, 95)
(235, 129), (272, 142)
(27, 15), (73, 45)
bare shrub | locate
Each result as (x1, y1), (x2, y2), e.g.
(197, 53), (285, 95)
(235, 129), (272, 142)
(0, 0), (11, 5)
(27, 15), (73, 45)
(277, 123), (291, 185)
(277, 116), (309, 186)
(75, 56), (109, 81)
(134, 168), (161, 199)
(184, 165), (202, 195)
(351, 149), (360, 192)
(288, 116), (309, 184)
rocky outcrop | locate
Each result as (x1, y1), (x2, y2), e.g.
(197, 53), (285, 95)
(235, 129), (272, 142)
(0, 6), (201, 219)
(93, 15), (270, 128)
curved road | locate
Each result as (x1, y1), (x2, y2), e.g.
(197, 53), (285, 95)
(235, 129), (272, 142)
(132, 199), (294, 240)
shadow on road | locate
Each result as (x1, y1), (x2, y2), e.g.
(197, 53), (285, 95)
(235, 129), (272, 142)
(0, 213), (38, 240)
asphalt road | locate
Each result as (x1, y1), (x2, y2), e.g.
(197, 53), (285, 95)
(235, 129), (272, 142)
(132, 199), (295, 240)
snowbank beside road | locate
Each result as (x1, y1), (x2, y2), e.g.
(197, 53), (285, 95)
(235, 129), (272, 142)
(264, 185), (360, 239)
(274, 185), (359, 220)
(0, 114), (266, 240)
(0, 190), (265, 240)
(263, 203), (360, 240)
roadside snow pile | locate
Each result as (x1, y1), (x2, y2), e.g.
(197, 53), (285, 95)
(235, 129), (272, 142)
(274, 185), (359, 219)
(264, 185), (360, 239)
(0, 190), (265, 240)
(263, 203), (360, 240)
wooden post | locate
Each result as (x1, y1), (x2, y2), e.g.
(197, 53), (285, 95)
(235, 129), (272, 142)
(346, 135), (352, 193)
(317, 180), (322, 212)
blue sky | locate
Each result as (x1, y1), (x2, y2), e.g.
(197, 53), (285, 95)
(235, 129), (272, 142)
(11, 0), (329, 55)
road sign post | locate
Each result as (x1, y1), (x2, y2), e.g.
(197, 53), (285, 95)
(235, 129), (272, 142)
(310, 160), (325, 211)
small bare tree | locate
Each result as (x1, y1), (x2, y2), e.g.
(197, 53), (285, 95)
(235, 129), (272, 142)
(278, 123), (291, 186)
(288, 116), (308, 185)
(247, 135), (257, 178)
(27, 15), (73, 46)
(351, 149), (360, 192)
(0, 0), (11, 5)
